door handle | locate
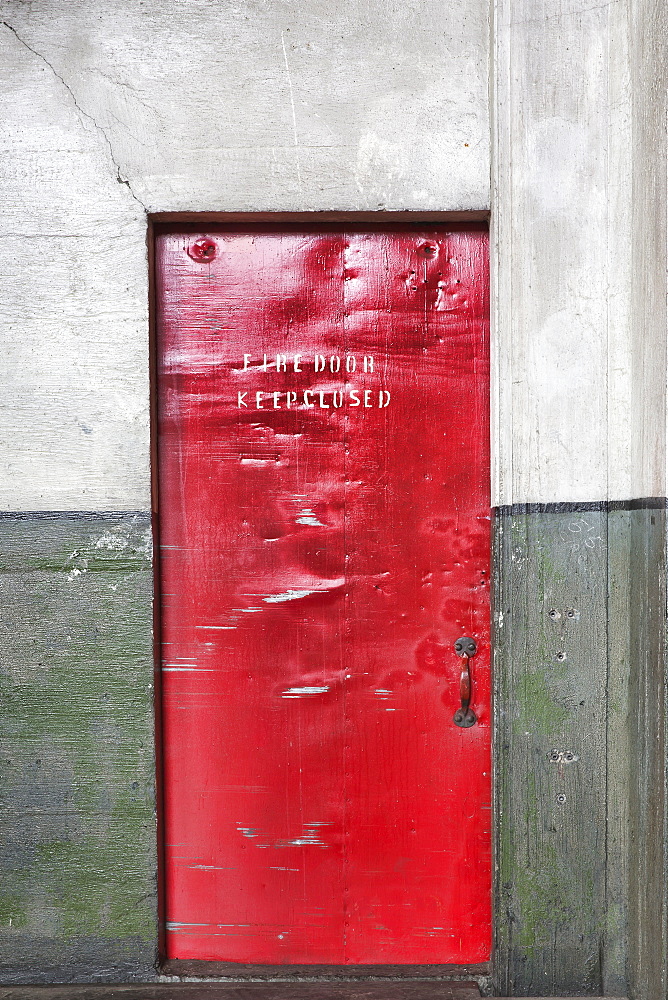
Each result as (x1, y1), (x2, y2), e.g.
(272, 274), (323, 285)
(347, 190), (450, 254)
(453, 637), (477, 728)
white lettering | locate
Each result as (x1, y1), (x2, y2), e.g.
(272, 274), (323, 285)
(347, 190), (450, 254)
(238, 387), (390, 410)
(234, 352), (389, 412)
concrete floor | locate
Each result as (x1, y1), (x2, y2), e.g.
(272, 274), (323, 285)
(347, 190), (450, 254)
(0, 985), (629, 1000)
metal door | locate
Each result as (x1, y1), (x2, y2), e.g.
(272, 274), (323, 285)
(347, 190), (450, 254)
(155, 225), (490, 965)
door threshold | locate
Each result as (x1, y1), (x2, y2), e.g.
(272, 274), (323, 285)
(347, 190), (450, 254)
(0, 985), (482, 1000)
(161, 962), (490, 979)
(0, 988), (630, 999)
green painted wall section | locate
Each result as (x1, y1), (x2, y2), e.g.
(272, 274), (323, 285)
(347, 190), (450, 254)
(494, 505), (668, 1000)
(0, 513), (158, 983)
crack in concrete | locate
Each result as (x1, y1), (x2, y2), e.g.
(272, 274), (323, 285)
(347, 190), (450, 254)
(2, 20), (147, 213)
(91, 66), (160, 118)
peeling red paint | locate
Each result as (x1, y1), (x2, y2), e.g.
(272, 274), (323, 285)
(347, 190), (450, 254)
(157, 228), (490, 964)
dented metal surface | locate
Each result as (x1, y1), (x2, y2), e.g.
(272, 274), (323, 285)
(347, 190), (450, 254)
(156, 228), (490, 964)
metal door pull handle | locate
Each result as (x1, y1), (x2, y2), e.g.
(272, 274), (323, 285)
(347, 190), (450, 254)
(453, 637), (477, 728)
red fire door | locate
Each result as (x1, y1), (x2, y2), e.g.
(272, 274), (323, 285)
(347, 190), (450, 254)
(156, 226), (490, 965)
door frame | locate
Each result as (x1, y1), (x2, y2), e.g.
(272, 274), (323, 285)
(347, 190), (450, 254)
(148, 212), (493, 986)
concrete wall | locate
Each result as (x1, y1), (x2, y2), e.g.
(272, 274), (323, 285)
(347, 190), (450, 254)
(1, 0), (667, 996)
(493, 0), (667, 508)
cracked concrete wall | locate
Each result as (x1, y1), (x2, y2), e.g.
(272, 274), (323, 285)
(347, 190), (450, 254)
(0, 0), (489, 512)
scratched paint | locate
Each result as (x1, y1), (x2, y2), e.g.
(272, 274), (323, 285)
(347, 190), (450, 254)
(157, 227), (490, 964)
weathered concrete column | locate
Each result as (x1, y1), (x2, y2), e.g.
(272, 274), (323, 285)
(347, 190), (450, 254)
(492, 0), (668, 996)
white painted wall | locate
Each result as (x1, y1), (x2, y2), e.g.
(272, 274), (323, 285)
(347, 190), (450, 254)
(0, 0), (489, 511)
(493, 0), (667, 505)
(1, 0), (665, 509)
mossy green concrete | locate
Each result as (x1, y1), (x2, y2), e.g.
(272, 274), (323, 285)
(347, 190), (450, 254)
(516, 672), (569, 735)
(494, 504), (668, 999)
(493, 508), (609, 997)
(0, 513), (158, 983)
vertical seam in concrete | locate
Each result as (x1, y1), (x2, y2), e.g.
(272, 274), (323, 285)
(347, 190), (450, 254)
(603, 500), (611, 995)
